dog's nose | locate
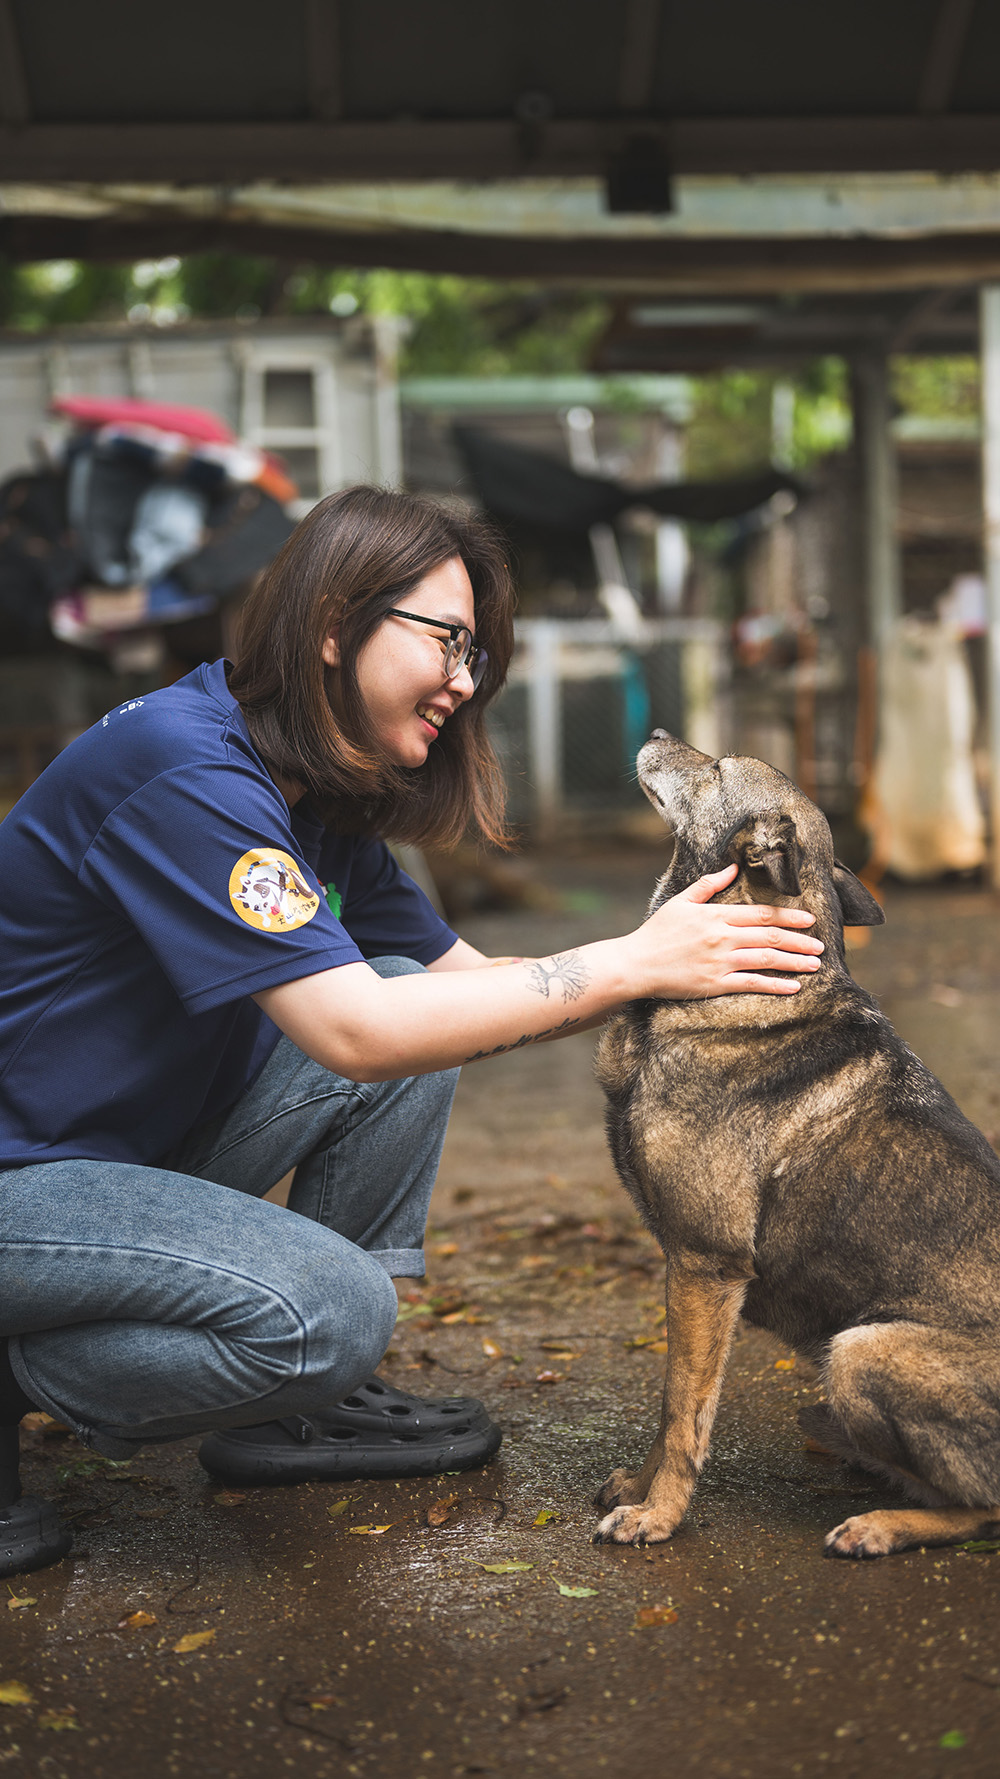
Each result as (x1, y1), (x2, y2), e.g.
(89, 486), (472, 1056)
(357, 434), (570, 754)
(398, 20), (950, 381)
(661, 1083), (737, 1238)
(650, 728), (669, 740)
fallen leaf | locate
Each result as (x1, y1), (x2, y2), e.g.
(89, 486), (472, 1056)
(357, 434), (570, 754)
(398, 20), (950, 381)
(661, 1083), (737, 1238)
(212, 1490), (246, 1507)
(348, 1524), (393, 1535)
(774, 1357), (796, 1371)
(38, 1712), (80, 1732)
(939, 1731), (967, 1749)
(533, 1509), (559, 1527)
(535, 1370), (563, 1385)
(0, 1681), (33, 1706)
(326, 1499), (352, 1520)
(635, 1605), (678, 1628)
(625, 1335), (668, 1353)
(433, 1242), (459, 1258)
(118, 1611), (156, 1629)
(6, 1596), (36, 1612)
(957, 1537), (1000, 1553)
(439, 1310), (467, 1324)
(481, 1337), (504, 1360)
(305, 1693), (340, 1711)
(541, 1349), (579, 1363)
(172, 1629), (216, 1654)
(557, 1583), (597, 1598)
(480, 1560), (533, 1574)
(427, 1495), (459, 1527)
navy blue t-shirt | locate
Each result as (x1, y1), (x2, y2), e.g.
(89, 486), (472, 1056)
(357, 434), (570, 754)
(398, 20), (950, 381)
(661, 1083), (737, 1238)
(0, 660), (456, 1167)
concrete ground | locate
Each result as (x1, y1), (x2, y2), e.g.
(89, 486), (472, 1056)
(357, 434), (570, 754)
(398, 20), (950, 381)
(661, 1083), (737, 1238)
(3, 839), (1000, 1779)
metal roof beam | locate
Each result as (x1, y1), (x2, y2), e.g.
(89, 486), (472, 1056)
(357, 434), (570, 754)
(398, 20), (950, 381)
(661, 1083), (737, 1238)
(0, 0), (30, 127)
(305, 0), (343, 121)
(917, 0), (976, 115)
(3, 212), (1000, 299)
(5, 114), (1000, 182)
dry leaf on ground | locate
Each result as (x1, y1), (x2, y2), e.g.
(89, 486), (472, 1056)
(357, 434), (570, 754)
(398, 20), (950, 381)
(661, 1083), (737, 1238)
(6, 1595), (36, 1611)
(172, 1629), (216, 1653)
(533, 1509), (559, 1527)
(557, 1583), (597, 1598)
(118, 1611), (157, 1629)
(326, 1499), (352, 1519)
(0, 1681), (33, 1706)
(348, 1524), (393, 1535)
(427, 1495), (459, 1527)
(480, 1560), (533, 1574)
(481, 1338), (504, 1360)
(635, 1605), (678, 1628)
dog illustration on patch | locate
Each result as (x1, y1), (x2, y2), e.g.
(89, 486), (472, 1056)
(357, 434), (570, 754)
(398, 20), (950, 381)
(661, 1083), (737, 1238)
(228, 848), (321, 932)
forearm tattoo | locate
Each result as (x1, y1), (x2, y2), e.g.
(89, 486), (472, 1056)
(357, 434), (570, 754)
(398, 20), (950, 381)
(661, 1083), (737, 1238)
(526, 951), (590, 1003)
(463, 1015), (581, 1063)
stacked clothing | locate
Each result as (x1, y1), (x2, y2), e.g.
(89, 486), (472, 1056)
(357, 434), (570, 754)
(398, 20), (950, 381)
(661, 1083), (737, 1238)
(0, 396), (298, 654)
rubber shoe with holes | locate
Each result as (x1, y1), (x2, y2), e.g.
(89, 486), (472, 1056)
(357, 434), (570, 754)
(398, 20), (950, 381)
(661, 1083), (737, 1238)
(196, 1377), (502, 1486)
(0, 1494), (72, 1578)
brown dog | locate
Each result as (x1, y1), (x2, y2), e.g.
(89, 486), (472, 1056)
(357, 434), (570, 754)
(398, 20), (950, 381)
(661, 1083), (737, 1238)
(593, 730), (1000, 1557)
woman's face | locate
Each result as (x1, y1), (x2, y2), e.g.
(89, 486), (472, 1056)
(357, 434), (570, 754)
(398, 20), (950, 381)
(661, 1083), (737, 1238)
(324, 555), (478, 768)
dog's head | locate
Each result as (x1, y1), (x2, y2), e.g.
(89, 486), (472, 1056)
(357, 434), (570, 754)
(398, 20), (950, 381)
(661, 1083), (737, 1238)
(638, 730), (883, 935)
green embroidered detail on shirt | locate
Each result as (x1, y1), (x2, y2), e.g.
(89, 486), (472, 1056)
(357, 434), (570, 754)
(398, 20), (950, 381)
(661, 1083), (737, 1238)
(325, 882), (343, 919)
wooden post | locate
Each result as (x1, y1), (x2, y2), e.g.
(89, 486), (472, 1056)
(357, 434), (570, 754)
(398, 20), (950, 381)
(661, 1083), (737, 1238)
(851, 351), (902, 655)
(980, 286), (1000, 888)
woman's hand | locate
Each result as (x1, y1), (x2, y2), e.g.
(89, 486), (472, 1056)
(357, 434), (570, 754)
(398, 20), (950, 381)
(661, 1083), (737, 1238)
(625, 862), (823, 1001)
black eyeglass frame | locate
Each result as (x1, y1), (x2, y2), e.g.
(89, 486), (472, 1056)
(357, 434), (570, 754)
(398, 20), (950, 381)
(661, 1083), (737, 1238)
(384, 607), (488, 689)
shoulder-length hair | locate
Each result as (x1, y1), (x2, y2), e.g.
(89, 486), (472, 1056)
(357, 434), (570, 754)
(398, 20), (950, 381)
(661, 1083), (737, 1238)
(228, 485), (515, 849)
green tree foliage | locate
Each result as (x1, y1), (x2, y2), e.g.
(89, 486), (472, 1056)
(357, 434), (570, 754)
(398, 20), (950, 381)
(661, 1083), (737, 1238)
(0, 254), (979, 462)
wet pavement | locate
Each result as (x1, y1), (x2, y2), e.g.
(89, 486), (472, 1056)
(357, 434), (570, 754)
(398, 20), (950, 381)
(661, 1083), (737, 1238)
(3, 843), (1000, 1778)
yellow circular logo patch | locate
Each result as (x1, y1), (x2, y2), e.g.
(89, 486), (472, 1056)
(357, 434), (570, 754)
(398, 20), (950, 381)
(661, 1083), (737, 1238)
(228, 849), (321, 932)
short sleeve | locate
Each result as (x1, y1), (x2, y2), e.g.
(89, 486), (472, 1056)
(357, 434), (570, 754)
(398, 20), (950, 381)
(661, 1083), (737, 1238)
(322, 834), (457, 964)
(79, 763), (364, 1014)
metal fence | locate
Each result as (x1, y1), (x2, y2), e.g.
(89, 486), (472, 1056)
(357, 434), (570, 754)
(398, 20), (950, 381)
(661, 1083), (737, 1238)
(488, 617), (729, 833)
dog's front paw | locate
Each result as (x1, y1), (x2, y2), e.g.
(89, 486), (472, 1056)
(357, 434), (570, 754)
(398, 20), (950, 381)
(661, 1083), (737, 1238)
(824, 1513), (894, 1559)
(592, 1504), (680, 1546)
(593, 1467), (643, 1512)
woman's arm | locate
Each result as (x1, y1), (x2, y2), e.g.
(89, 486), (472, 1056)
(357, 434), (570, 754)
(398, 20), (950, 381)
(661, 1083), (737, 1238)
(254, 864), (823, 1083)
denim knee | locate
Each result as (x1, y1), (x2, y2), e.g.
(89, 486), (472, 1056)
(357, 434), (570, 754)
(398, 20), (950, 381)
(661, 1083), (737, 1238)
(298, 1246), (399, 1394)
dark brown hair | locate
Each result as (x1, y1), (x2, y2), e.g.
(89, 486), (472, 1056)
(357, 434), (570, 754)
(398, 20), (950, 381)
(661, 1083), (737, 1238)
(228, 485), (515, 849)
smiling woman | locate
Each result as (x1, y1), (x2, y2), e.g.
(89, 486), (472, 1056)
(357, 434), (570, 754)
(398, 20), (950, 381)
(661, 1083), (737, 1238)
(229, 487), (514, 848)
(0, 483), (823, 1580)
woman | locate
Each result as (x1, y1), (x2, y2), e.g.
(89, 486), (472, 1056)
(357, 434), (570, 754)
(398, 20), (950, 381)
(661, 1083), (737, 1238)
(0, 486), (822, 1576)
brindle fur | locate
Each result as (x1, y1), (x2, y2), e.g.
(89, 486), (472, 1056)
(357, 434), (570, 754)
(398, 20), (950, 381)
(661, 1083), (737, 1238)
(593, 732), (1000, 1558)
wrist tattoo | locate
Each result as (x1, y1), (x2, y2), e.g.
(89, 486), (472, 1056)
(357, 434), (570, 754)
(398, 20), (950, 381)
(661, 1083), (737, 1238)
(526, 951), (590, 1003)
(463, 1015), (580, 1063)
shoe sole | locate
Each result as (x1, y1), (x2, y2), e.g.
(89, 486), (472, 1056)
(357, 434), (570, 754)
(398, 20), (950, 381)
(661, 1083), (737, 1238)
(198, 1420), (503, 1487)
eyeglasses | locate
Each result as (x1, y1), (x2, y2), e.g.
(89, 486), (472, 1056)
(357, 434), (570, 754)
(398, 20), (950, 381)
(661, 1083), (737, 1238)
(385, 607), (489, 690)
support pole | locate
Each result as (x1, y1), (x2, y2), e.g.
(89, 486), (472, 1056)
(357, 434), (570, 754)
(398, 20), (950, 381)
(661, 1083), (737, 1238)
(852, 352), (902, 654)
(980, 286), (1000, 888)
(526, 620), (562, 837)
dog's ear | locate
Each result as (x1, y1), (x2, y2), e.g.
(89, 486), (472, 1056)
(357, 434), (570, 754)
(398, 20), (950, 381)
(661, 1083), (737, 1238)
(737, 817), (802, 897)
(832, 860), (884, 926)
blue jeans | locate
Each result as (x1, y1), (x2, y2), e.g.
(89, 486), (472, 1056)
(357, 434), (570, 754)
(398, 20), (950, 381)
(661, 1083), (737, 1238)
(0, 958), (458, 1459)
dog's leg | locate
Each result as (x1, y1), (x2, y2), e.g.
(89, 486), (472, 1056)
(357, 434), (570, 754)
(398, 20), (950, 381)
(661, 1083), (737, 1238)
(826, 1504), (1000, 1558)
(817, 1321), (1000, 1558)
(593, 1258), (748, 1546)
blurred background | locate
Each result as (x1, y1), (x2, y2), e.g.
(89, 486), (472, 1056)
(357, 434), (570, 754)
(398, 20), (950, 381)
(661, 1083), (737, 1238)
(3, 0), (1000, 904)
